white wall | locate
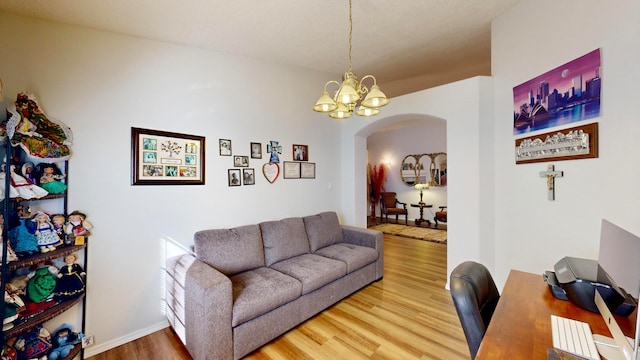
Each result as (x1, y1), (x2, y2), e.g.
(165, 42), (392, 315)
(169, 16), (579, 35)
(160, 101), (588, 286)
(366, 120), (448, 221)
(0, 13), (343, 355)
(491, 0), (640, 287)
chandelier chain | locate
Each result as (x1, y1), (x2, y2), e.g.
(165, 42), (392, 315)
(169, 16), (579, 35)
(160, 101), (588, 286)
(348, 0), (353, 73)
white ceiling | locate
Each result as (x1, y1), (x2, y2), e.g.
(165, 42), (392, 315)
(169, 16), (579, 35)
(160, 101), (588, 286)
(0, 0), (520, 96)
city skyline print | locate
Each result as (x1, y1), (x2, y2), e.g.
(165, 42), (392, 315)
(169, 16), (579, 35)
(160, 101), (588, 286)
(513, 49), (601, 135)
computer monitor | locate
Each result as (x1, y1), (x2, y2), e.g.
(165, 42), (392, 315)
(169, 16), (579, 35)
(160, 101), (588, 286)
(594, 220), (640, 360)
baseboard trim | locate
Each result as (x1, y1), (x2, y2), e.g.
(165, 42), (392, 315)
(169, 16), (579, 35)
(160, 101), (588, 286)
(83, 320), (169, 358)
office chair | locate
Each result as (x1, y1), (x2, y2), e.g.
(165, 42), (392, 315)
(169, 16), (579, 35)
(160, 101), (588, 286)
(379, 192), (408, 224)
(450, 261), (500, 359)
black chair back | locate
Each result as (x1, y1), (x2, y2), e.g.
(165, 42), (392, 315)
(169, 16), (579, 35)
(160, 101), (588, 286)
(450, 261), (500, 359)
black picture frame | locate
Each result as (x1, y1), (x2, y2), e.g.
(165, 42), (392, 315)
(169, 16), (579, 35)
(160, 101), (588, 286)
(243, 168), (255, 185)
(250, 142), (262, 159)
(301, 162), (316, 179)
(283, 161), (301, 179)
(219, 139), (232, 156)
(131, 127), (205, 185)
(228, 169), (241, 186)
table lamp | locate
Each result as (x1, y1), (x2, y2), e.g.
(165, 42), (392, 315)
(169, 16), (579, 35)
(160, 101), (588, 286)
(415, 182), (430, 204)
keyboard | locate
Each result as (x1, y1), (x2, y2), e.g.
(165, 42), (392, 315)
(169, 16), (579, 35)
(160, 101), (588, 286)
(551, 315), (601, 360)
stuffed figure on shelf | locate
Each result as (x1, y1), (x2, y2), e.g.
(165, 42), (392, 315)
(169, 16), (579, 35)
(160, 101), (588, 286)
(32, 211), (63, 253)
(35, 163), (67, 194)
(53, 253), (86, 301)
(7, 205), (39, 258)
(14, 325), (52, 360)
(65, 210), (93, 237)
(26, 261), (59, 303)
(51, 213), (67, 243)
(49, 323), (84, 360)
(0, 213), (18, 263)
(0, 164), (49, 201)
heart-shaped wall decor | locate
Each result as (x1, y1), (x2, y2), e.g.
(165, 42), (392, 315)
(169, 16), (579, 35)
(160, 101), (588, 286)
(262, 163), (280, 183)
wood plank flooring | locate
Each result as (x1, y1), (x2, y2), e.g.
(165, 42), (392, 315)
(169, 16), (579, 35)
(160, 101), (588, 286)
(87, 234), (469, 360)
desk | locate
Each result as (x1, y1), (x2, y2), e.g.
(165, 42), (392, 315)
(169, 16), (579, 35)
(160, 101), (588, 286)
(410, 203), (433, 226)
(476, 270), (637, 359)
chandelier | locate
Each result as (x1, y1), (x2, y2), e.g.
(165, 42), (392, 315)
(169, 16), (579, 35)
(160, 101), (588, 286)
(312, 0), (389, 119)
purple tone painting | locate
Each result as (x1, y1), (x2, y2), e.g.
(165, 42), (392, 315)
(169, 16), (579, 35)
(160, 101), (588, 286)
(513, 49), (601, 135)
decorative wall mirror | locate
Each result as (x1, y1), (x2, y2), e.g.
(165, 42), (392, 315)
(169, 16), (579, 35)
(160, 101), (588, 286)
(400, 152), (447, 187)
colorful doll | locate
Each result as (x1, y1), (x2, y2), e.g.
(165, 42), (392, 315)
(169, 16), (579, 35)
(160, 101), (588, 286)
(0, 165), (48, 200)
(51, 213), (67, 243)
(49, 324), (84, 360)
(32, 212), (62, 253)
(26, 261), (59, 303)
(53, 253), (86, 300)
(21, 162), (36, 185)
(7, 206), (39, 258)
(37, 163), (67, 194)
(65, 211), (93, 237)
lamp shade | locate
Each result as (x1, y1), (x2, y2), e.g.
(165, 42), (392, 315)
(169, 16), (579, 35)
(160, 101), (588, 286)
(329, 102), (353, 119)
(361, 84), (390, 108)
(313, 91), (338, 112)
(337, 80), (359, 105)
(355, 106), (380, 117)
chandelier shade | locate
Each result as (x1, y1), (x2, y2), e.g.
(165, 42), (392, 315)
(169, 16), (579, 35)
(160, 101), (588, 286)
(313, 0), (389, 119)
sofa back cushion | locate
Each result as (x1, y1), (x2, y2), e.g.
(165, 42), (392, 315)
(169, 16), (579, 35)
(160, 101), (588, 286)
(194, 224), (265, 276)
(303, 211), (344, 252)
(259, 217), (310, 266)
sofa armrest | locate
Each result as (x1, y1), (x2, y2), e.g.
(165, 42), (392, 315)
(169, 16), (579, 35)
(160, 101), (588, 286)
(184, 258), (234, 360)
(341, 225), (384, 280)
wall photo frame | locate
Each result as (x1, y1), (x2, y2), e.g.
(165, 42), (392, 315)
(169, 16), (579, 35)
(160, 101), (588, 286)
(243, 168), (255, 185)
(301, 162), (316, 179)
(283, 161), (301, 179)
(292, 144), (309, 161)
(515, 122), (598, 164)
(228, 169), (241, 186)
(250, 142), (262, 159)
(131, 127), (205, 185)
(234, 155), (249, 167)
(219, 139), (232, 156)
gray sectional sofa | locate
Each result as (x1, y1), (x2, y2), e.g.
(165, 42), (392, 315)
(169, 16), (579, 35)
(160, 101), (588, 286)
(165, 211), (384, 360)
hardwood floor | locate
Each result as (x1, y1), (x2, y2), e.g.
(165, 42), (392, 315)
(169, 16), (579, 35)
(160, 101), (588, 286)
(87, 234), (469, 360)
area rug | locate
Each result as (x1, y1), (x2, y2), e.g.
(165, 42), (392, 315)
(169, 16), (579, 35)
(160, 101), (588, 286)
(369, 223), (447, 244)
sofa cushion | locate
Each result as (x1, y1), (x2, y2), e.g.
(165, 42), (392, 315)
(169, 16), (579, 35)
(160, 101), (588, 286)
(270, 254), (347, 295)
(194, 225), (264, 276)
(230, 267), (302, 327)
(314, 243), (379, 274)
(260, 217), (310, 266)
(303, 211), (345, 252)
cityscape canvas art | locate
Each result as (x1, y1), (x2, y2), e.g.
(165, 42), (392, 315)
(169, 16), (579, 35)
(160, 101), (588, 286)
(513, 49), (601, 135)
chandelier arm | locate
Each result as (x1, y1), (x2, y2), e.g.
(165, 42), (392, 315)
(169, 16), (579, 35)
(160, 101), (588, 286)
(348, 0), (353, 73)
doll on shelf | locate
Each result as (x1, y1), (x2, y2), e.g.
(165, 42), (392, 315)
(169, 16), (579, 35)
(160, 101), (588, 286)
(49, 323), (84, 360)
(26, 261), (59, 303)
(65, 210), (93, 237)
(51, 213), (67, 242)
(0, 213), (18, 262)
(3, 286), (25, 331)
(0, 164), (49, 200)
(53, 253), (86, 301)
(4, 93), (72, 162)
(32, 211), (63, 253)
(36, 163), (67, 194)
(7, 205), (39, 258)
(21, 161), (36, 185)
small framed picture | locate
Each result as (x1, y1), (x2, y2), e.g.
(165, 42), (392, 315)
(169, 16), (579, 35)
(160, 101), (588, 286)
(301, 162), (316, 179)
(292, 144), (309, 161)
(283, 161), (301, 179)
(243, 168), (255, 185)
(234, 155), (249, 167)
(228, 169), (241, 186)
(250, 142), (262, 159)
(219, 139), (232, 156)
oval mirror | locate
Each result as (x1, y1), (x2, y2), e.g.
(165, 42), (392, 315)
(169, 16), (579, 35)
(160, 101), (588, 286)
(400, 154), (430, 186)
(432, 152), (447, 187)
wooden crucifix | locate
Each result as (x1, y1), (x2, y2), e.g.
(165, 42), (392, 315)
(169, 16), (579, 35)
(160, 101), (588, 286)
(539, 165), (563, 201)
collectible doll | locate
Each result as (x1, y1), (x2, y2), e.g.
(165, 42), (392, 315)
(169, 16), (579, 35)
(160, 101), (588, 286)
(53, 253), (86, 300)
(7, 206), (39, 258)
(37, 163), (67, 194)
(3, 288), (25, 331)
(15, 325), (52, 360)
(49, 323), (84, 360)
(51, 213), (67, 243)
(0, 213), (18, 262)
(32, 211), (62, 253)
(21, 162), (36, 185)
(26, 261), (59, 303)
(0, 165), (48, 200)
(65, 211), (93, 237)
